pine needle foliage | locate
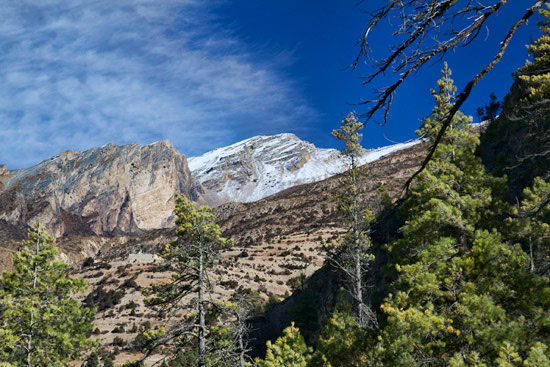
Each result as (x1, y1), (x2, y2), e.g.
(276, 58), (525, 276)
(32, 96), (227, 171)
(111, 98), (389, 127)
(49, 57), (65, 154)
(309, 300), (368, 367)
(515, 3), (550, 114)
(367, 65), (550, 366)
(0, 225), (95, 367)
(505, 177), (550, 277)
(255, 323), (312, 367)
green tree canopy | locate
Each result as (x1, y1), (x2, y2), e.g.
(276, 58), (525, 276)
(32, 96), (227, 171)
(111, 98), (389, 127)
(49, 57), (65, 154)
(0, 226), (95, 367)
(309, 300), (367, 367)
(255, 323), (312, 367)
(368, 64), (550, 366)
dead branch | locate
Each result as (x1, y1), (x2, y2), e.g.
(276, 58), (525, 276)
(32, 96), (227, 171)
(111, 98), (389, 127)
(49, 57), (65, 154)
(403, 1), (546, 192)
(355, 0), (525, 124)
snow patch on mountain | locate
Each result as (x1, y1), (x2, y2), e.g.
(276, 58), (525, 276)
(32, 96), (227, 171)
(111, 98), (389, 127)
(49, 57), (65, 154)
(189, 133), (419, 203)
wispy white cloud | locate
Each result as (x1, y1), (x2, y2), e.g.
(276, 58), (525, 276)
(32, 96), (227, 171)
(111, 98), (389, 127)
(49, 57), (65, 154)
(0, 0), (318, 168)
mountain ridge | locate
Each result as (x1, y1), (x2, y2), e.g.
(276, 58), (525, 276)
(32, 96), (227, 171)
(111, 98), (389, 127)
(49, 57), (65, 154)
(0, 134), (420, 239)
(0, 134), (429, 364)
(189, 132), (420, 203)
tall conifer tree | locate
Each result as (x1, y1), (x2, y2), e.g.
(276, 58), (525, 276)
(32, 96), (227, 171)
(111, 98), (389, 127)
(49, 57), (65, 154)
(145, 195), (231, 367)
(0, 226), (95, 367)
(368, 64), (550, 366)
(329, 112), (377, 329)
(513, 3), (550, 121)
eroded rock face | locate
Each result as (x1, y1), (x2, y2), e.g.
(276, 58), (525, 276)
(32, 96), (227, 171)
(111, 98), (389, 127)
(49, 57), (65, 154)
(0, 141), (203, 237)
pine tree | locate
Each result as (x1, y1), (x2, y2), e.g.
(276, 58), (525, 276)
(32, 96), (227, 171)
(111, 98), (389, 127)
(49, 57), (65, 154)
(477, 93), (502, 124)
(84, 351), (100, 367)
(328, 112), (376, 329)
(145, 195), (232, 367)
(255, 323), (312, 367)
(0, 225), (95, 367)
(102, 356), (114, 367)
(514, 3), (550, 119)
(505, 177), (550, 277)
(309, 300), (367, 367)
(368, 64), (550, 366)
(485, 4), (550, 186)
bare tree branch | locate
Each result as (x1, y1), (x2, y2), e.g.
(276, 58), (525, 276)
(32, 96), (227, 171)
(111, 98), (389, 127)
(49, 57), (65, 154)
(358, 0), (516, 125)
(403, 1), (545, 192)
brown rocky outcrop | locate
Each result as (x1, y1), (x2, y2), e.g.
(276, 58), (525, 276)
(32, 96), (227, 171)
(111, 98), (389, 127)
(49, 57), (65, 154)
(0, 164), (9, 191)
(0, 141), (204, 237)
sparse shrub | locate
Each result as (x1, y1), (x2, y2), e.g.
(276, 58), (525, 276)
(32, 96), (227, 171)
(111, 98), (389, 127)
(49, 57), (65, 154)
(282, 262), (307, 270)
(125, 300), (138, 310)
(97, 262), (112, 270)
(82, 257), (94, 268)
(142, 321), (152, 330)
(112, 325), (125, 333)
(84, 286), (124, 312)
(122, 277), (139, 289)
(268, 294), (280, 305)
(84, 351), (100, 367)
(287, 276), (304, 291)
(113, 336), (126, 347)
(220, 279), (238, 289)
(91, 271), (104, 278)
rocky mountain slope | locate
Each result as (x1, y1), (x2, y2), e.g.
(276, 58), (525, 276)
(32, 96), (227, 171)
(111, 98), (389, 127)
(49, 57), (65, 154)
(0, 134), (426, 365)
(0, 134), (419, 242)
(63, 140), (426, 365)
(0, 140), (203, 238)
(189, 133), (419, 203)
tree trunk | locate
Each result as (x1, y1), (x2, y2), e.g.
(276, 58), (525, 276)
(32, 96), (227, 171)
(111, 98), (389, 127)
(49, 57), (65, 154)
(352, 164), (364, 327)
(27, 231), (41, 367)
(355, 246), (363, 327)
(198, 246), (206, 367)
(238, 326), (246, 367)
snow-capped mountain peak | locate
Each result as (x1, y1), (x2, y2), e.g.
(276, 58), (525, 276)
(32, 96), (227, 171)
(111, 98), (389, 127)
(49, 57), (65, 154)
(189, 133), (419, 204)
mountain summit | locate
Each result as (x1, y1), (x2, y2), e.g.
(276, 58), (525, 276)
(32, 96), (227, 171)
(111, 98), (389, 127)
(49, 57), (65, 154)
(189, 133), (419, 203)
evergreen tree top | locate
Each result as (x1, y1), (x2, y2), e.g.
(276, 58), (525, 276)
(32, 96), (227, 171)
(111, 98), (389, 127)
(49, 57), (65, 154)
(332, 112), (365, 159)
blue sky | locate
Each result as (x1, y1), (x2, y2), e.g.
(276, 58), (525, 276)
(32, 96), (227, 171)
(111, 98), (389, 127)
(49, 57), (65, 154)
(0, 1), (543, 169)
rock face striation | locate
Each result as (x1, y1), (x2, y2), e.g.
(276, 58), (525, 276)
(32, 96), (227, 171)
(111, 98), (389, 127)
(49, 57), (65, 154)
(0, 141), (203, 237)
(189, 133), (419, 203)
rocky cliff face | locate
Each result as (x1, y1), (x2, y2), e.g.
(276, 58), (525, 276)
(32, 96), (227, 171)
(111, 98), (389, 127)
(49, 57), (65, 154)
(0, 141), (203, 237)
(0, 165), (9, 191)
(189, 133), (419, 203)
